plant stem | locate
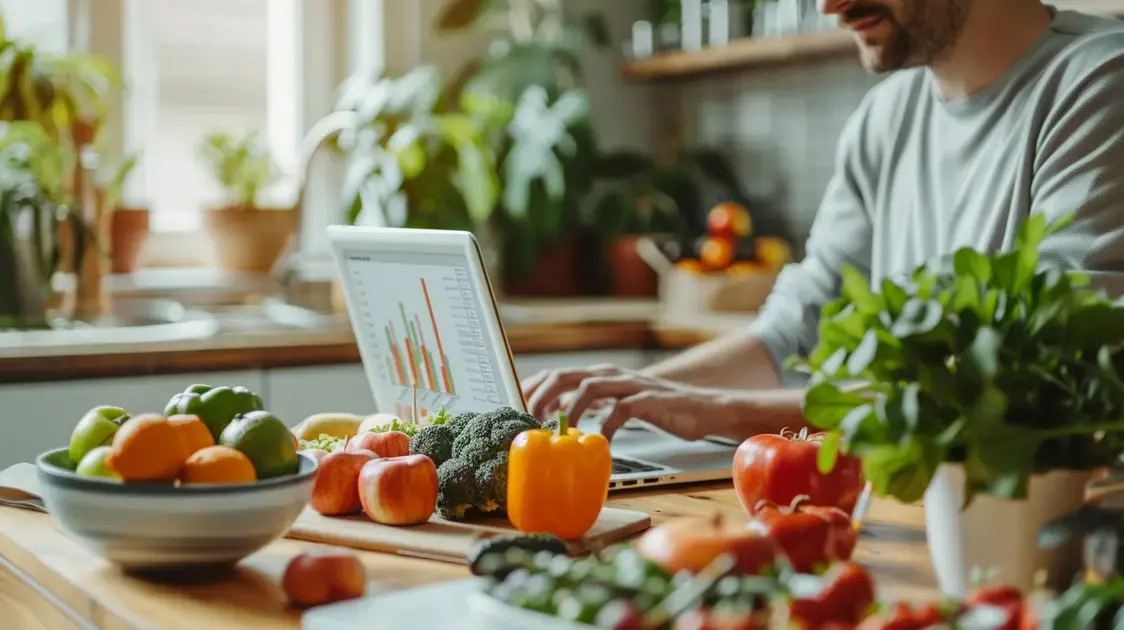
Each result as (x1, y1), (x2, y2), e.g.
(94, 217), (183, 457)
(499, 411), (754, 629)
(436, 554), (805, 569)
(1039, 420), (1124, 439)
(557, 410), (567, 437)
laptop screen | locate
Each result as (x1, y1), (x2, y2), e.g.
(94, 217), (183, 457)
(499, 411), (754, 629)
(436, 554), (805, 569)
(339, 248), (516, 421)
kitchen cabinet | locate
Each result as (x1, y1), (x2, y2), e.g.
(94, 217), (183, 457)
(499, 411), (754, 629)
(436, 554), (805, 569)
(0, 370), (264, 470)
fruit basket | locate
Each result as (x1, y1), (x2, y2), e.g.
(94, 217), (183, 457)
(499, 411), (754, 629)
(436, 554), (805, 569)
(635, 201), (791, 317)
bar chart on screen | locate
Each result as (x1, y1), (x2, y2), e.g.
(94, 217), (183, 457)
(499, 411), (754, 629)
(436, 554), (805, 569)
(345, 257), (506, 419)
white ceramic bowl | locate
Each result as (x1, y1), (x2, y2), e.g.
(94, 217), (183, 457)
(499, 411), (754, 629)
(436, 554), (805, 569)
(36, 448), (317, 572)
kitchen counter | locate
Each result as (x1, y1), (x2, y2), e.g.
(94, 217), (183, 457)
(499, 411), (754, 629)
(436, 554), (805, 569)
(0, 483), (936, 630)
(0, 299), (753, 384)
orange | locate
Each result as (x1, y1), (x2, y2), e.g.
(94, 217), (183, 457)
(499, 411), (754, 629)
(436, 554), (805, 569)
(105, 414), (187, 482)
(169, 414), (214, 456)
(181, 446), (257, 485)
(699, 237), (736, 272)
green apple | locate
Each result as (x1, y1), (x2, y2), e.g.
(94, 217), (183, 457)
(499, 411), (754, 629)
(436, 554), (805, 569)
(75, 446), (120, 479)
(69, 406), (127, 463)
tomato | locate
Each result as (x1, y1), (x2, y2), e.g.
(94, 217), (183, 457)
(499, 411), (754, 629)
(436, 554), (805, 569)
(733, 429), (865, 516)
(707, 202), (753, 238)
(699, 237), (736, 271)
(635, 515), (778, 576)
(788, 562), (876, 628)
(859, 600), (955, 630)
(965, 584), (1024, 630)
(748, 498), (854, 573)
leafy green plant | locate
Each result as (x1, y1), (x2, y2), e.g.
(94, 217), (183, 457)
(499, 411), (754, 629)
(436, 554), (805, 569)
(798, 213), (1124, 504)
(583, 151), (683, 236)
(0, 122), (78, 328)
(97, 152), (139, 211)
(333, 65), (504, 231)
(0, 11), (120, 139)
(198, 129), (278, 208)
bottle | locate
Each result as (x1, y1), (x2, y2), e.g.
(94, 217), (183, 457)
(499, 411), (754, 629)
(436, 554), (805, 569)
(681, 0), (704, 51)
(707, 0), (730, 47)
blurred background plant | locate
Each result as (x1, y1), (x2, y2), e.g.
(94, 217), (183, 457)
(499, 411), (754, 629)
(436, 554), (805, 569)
(0, 7), (121, 329)
(198, 129), (279, 209)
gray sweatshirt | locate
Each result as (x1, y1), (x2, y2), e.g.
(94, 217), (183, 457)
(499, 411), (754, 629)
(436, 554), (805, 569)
(753, 8), (1124, 382)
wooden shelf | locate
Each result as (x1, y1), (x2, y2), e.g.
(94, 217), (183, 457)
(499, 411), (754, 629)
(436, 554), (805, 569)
(620, 2), (1124, 81)
(620, 29), (857, 80)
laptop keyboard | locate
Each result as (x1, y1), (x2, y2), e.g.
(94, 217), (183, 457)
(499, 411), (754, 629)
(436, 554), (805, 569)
(612, 457), (665, 475)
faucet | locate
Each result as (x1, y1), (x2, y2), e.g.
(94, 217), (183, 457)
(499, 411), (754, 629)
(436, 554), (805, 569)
(273, 110), (359, 306)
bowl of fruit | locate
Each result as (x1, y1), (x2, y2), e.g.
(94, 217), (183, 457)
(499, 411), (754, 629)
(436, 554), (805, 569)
(35, 384), (318, 573)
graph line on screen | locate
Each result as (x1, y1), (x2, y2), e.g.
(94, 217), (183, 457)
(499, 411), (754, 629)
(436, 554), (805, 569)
(347, 256), (504, 415)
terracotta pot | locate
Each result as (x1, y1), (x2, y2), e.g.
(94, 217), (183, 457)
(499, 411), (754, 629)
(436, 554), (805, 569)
(204, 205), (296, 273)
(607, 236), (658, 297)
(924, 463), (1094, 596)
(503, 234), (585, 297)
(109, 207), (150, 274)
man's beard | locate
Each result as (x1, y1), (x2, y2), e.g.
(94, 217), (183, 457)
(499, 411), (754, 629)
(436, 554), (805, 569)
(844, 0), (971, 73)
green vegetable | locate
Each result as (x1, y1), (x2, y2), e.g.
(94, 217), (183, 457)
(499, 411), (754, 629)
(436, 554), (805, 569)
(467, 532), (569, 577)
(366, 418), (421, 438)
(1037, 577), (1124, 630)
(429, 408), (453, 425)
(798, 212), (1124, 504)
(444, 411), (479, 437)
(164, 384), (264, 441)
(409, 424), (455, 467)
(431, 406), (540, 520)
(299, 434), (347, 452)
(436, 458), (476, 520)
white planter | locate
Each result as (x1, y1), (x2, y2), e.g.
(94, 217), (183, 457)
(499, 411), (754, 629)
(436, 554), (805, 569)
(923, 463), (1095, 596)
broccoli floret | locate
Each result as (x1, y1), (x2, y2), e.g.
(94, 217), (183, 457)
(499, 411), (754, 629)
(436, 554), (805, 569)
(445, 412), (478, 437)
(474, 451), (508, 512)
(437, 459), (475, 521)
(409, 424), (455, 467)
(435, 407), (539, 521)
(540, 417), (560, 433)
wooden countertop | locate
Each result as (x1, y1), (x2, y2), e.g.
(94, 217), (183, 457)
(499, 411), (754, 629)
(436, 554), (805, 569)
(0, 307), (748, 384)
(0, 483), (936, 630)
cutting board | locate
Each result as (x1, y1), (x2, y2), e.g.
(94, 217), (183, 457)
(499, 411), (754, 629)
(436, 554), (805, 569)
(286, 506), (651, 563)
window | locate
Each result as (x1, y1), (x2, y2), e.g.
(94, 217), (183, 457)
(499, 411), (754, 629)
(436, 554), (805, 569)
(123, 0), (298, 235)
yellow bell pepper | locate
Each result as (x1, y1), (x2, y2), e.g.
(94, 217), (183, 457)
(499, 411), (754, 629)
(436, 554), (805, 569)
(507, 414), (612, 540)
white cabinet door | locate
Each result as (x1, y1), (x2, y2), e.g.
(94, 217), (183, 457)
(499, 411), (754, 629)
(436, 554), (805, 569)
(0, 370), (265, 471)
(264, 364), (376, 424)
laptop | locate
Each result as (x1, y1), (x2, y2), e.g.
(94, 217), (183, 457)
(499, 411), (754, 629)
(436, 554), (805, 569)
(326, 226), (735, 491)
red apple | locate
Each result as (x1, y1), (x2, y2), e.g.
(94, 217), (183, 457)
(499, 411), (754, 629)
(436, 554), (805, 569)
(358, 455), (438, 525)
(282, 549), (366, 608)
(347, 431), (411, 458)
(310, 448), (378, 516)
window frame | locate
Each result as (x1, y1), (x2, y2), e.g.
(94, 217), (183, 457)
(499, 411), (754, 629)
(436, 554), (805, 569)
(78, 0), (380, 271)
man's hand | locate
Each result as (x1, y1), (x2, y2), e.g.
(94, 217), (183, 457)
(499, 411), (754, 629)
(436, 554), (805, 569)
(522, 364), (677, 420)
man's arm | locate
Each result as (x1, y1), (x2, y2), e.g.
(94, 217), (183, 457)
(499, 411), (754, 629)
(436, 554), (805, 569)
(641, 100), (880, 391)
(1033, 38), (1124, 294)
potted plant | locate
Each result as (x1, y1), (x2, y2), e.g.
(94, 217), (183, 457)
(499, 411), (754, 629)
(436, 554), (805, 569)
(0, 8), (120, 327)
(432, 0), (608, 296)
(95, 152), (146, 274)
(199, 128), (295, 273)
(584, 150), (683, 297)
(797, 213), (1124, 596)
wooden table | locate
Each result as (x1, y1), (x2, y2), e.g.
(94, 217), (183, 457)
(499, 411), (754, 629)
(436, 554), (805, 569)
(0, 483), (936, 630)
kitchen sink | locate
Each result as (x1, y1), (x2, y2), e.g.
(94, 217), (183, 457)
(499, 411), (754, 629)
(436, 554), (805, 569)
(0, 299), (218, 349)
(259, 297), (350, 330)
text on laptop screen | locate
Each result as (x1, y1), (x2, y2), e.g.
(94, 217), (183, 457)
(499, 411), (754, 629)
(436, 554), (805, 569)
(341, 250), (513, 420)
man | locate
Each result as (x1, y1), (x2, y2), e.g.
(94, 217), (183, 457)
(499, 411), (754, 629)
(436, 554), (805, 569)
(524, 0), (1124, 442)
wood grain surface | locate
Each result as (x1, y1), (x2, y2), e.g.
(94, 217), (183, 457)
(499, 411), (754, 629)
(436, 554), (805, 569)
(288, 506), (651, 562)
(0, 483), (936, 630)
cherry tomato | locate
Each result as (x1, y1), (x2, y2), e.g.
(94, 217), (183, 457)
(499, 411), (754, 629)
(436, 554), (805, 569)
(733, 429), (865, 517)
(707, 202), (753, 238)
(699, 237), (736, 271)
(789, 562), (876, 628)
(749, 498), (854, 573)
